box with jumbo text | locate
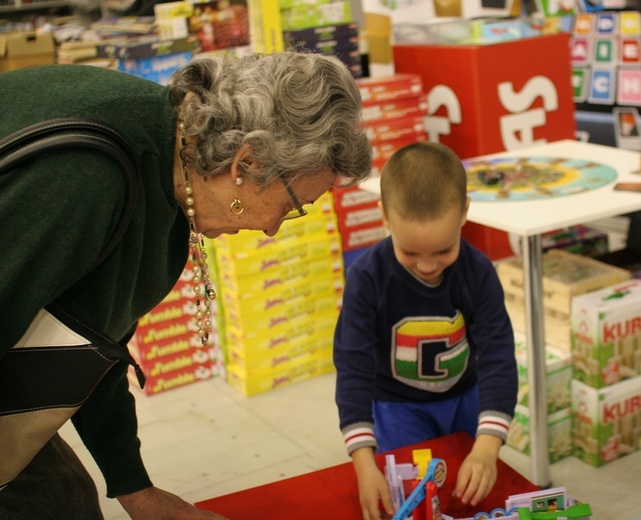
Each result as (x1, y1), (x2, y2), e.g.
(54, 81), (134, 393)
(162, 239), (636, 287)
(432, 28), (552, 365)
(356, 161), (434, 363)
(214, 232), (342, 276)
(571, 279), (641, 389)
(214, 208), (338, 256)
(227, 355), (335, 396)
(227, 333), (333, 378)
(572, 376), (641, 467)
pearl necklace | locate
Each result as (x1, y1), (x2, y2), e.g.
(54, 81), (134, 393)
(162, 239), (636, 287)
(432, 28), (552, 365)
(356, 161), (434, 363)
(178, 121), (216, 347)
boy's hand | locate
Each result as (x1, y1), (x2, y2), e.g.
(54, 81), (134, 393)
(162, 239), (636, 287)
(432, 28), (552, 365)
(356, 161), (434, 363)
(453, 434), (501, 506)
(352, 447), (396, 520)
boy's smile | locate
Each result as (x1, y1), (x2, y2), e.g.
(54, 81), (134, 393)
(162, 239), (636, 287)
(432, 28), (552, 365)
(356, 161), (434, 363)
(383, 204), (468, 285)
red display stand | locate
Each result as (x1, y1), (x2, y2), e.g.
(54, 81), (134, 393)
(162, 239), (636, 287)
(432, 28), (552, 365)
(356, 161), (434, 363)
(196, 432), (539, 519)
(393, 34), (576, 260)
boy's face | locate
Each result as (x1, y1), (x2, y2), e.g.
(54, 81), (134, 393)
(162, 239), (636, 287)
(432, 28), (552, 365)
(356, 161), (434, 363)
(382, 199), (470, 285)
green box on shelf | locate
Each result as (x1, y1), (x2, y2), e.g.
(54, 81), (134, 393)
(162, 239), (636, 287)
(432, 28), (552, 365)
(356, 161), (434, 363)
(514, 332), (573, 415)
(507, 405), (573, 463)
(280, 1), (351, 31)
(571, 279), (641, 389)
(572, 376), (641, 467)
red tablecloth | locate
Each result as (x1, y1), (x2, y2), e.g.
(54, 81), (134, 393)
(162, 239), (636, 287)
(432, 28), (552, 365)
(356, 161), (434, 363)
(196, 432), (539, 519)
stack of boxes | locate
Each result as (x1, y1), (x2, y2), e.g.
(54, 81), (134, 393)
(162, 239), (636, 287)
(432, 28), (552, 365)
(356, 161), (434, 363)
(279, 0), (352, 37)
(128, 262), (222, 395)
(497, 249), (631, 351)
(283, 22), (363, 78)
(94, 34), (200, 85)
(499, 249), (641, 467)
(507, 333), (574, 463)
(209, 193), (345, 396)
(571, 279), (641, 467)
(356, 74), (429, 178)
(333, 73), (428, 263)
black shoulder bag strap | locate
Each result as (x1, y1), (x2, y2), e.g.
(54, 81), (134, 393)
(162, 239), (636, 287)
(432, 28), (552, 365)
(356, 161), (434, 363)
(0, 117), (141, 272)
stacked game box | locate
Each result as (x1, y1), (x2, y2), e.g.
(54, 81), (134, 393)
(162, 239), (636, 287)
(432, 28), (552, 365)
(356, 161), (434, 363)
(571, 279), (641, 466)
(497, 249), (631, 350)
(209, 192), (344, 396)
(332, 74), (428, 256)
(330, 185), (387, 254)
(572, 375), (641, 467)
(283, 22), (362, 78)
(571, 278), (641, 388)
(93, 29), (200, 85)
(506, 333), (574, 463)
(356, 73), (429, 177)
(128, 262), (222, 395)
(279, 0), (352, 34)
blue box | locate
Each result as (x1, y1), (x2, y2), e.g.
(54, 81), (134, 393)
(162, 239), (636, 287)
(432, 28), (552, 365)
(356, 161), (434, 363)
(118, 51), (192, 85)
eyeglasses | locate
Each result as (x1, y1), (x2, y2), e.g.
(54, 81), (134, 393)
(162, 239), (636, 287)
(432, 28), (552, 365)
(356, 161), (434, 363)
(279, 175), (308, 221)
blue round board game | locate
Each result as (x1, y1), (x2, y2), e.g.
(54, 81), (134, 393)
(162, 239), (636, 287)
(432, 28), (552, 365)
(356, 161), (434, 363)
(464, 156), (618, 201)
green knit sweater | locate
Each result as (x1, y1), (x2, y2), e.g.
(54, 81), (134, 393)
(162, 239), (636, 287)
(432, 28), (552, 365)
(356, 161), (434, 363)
(0, 65), (190, 497)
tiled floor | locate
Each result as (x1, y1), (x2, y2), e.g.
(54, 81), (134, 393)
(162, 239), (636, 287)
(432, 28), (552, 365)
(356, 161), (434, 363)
(61, 371), (641, 520)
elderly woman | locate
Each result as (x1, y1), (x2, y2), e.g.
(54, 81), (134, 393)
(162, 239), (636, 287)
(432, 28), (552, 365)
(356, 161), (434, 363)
(0, 52), (372, 519)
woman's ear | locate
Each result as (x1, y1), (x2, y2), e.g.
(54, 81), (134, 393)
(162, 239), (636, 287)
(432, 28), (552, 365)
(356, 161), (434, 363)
(231, 145), (254, 182)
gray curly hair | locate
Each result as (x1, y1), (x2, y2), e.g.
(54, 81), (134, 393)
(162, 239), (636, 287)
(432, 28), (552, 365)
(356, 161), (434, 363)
(169, 51), (372, 187)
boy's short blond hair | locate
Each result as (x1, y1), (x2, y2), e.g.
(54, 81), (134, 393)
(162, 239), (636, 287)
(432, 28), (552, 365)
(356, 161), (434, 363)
(380, 141), (467, 221)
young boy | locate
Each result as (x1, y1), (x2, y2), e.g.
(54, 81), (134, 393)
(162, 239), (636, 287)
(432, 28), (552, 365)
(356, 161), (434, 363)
(334, 142), (517, 520)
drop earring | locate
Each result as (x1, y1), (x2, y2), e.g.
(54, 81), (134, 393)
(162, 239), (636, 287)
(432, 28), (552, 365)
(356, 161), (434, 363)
(230, 176), (244, 215)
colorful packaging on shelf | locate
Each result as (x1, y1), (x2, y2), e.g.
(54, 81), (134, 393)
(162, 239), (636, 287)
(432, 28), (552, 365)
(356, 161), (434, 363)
(572, 375), (641, 467)
(571, 278), (641, 388)
(356, 74), (423, 104)
(226, 354), (335, 396)
(513, 332), (573, 414)
(507, 406), (573, 463)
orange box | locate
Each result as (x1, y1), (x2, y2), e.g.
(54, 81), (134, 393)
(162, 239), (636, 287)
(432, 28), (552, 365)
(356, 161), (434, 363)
(334, 199), (383, 229)
(356, 73), (424, 104)
(392, 34), (575, 159)
(365, 114), (427, 145)
(393, 34), (576, 260)
(361, 93), (429, 124)
(340, 221), (388, 251)
(331, 185), (380, 212)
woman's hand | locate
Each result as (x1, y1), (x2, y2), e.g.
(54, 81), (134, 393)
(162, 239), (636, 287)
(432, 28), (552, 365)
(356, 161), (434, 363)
(453, 434), (502, 506)
(352, 447), (396, 520)
(117, 486), (230, 520)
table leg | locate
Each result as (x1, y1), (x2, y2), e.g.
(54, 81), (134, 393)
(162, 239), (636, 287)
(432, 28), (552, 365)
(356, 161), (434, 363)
(521, 234), (550, 487)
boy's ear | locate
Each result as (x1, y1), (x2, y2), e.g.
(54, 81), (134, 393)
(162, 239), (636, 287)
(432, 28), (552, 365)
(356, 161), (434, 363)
(378, 200), (390, 230)
(461, 196), (471, 227)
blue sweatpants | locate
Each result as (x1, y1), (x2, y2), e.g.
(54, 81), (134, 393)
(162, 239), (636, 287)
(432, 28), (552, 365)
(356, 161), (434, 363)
(373, 386), (479, 453)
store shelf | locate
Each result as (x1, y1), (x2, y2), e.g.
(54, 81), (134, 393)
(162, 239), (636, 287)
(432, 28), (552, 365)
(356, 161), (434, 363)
(0, 0), (69, 13)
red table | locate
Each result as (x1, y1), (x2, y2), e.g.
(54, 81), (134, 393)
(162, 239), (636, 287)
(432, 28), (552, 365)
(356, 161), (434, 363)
(196, 432), (539, 519)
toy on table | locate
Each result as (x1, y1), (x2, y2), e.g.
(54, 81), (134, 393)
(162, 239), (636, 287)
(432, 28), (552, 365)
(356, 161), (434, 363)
(384, 448), (447, 520)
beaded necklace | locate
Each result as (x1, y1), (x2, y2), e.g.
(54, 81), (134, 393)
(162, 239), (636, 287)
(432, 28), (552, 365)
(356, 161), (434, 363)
(178, 120), (216, 347)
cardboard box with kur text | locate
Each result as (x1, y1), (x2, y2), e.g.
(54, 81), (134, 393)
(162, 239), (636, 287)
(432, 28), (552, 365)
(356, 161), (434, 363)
(572, 376), (641, 467)
(572, 279), (641, 388)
